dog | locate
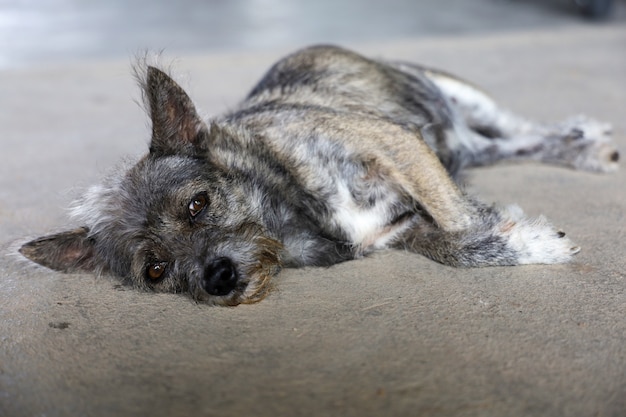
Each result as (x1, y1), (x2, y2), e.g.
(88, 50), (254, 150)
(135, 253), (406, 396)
(19, 45), (619, 306)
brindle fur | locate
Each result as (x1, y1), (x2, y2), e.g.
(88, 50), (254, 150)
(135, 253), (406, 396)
(20, 45), (618, 305)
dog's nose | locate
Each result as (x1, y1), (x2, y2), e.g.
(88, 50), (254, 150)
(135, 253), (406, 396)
(202, 257), (238, 296)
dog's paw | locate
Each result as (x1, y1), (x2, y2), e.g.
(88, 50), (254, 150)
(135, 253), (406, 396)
(500, 207), (580, 265)
(558, 115), (619, 173)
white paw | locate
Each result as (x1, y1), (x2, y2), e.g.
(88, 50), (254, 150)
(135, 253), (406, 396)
(560, 115), (619, 173)
(499, 207), (580, 265)
(563, 115), (612, 141)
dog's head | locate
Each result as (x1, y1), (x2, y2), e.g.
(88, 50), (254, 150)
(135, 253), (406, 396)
(20, 66), (282, 306)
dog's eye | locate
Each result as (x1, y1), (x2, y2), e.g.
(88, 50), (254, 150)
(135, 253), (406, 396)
(146, 262), (168, 282)
(188, 193), (208, 218)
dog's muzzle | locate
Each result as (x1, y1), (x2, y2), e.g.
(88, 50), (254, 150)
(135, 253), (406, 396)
(202, 257), (238, 296)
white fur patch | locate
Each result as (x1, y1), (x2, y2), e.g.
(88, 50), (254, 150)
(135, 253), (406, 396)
(331, 180), (407, 250)
(427, 71), (536, 138)
(500, 205), (580, 265)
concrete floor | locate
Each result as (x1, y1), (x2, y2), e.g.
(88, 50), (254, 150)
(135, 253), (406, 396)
(1, 1), (626, 417)
(1, 0), (625, 69)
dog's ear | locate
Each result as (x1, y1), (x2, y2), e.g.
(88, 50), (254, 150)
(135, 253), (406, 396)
(19, 227), (97, 272)
(144, 66), (209, 156)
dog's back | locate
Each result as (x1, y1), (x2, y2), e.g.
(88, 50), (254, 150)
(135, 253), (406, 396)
(237, 45), (453, 155)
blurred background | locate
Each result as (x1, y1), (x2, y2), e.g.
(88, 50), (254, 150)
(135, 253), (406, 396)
(1, 0), (624, 70)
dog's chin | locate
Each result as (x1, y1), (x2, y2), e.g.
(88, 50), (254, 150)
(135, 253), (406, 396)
(239, 274), (275, 305)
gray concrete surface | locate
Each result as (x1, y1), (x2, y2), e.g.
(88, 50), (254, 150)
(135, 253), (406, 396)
(2, 0), (626, 70)
(1, 25), (626, 417)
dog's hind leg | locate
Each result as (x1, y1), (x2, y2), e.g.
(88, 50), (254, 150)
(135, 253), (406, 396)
(383, 132), (581, 266)
(381, 128), (580, 266)
(392, 202), (580, 267)
(358, 63), (583, 266)
(425, 70), (619, 173)
(328, 117), (579, 266)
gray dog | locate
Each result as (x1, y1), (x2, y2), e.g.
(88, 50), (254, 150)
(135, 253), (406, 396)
(20, 45), (618, 306)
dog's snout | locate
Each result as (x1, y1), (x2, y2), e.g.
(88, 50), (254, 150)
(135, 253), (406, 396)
(202, 257), (238, 296)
